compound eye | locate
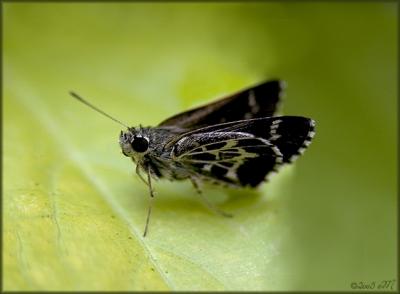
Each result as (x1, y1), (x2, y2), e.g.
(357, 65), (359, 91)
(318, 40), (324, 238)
(131, 136), (149, 153)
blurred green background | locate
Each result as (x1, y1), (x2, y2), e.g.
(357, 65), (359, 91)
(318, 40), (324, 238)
(3, 2), (397, 291)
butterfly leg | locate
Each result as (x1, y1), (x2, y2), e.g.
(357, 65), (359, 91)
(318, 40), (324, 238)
(135, 163), (148, 185)
(190, 177), (233, 218)
(143, 168), (155, 237)
(190, 176), (203, 194)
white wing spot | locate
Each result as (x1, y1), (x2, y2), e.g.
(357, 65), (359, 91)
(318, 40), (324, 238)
(203, 164), (212, 172)
(226, 169), (238, 180)
(269, 119), (282, 141)
(248, 90), (260, 113)
(298, 147), (306, 154)
(271, 145), (283, 162)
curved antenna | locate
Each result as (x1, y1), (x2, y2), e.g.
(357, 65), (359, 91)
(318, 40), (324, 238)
(70, 91), (129, 128)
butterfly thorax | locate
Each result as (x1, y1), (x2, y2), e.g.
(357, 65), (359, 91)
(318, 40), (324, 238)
(119, 126), (191, 181)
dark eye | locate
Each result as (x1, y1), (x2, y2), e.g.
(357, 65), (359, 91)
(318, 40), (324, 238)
(131, 136), (149, 153)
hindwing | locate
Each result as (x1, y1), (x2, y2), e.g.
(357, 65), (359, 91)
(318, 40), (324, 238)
(159, 80), (283, 129)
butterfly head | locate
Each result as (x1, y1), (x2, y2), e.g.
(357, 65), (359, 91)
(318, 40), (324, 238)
(119, 127), (150, 158)
(69, 91), (152, 161)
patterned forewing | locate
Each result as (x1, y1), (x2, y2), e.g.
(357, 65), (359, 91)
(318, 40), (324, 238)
(172, 132), (283, 187)
(169, 116), (315, 163)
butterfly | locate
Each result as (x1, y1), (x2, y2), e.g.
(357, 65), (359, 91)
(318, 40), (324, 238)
(71, 80), (316, 236)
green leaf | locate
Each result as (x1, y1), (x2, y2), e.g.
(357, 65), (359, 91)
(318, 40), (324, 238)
(4, 3), (396, 291)
(4, 75), (296, 290)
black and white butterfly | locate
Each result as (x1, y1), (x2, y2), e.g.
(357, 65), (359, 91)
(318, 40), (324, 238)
(71, 80), (316, 236)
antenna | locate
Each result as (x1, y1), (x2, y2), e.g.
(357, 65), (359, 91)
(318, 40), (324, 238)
(69, 91), (129, 128)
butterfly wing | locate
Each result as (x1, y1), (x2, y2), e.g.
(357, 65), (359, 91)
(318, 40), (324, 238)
(158, 80), (284, 129)
(171, 116), (316, 187)
(172, 132), (283, 187)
